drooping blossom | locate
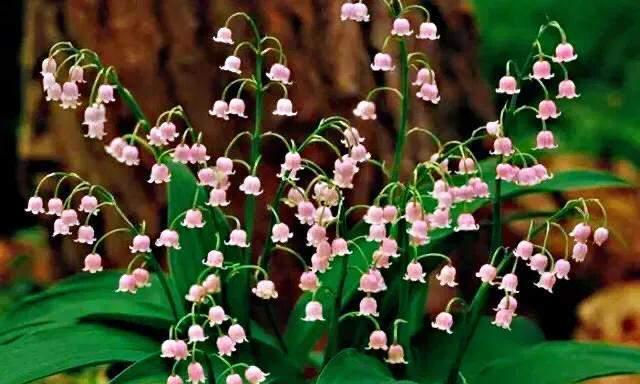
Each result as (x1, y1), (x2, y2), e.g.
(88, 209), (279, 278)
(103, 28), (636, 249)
(82, 253), (103, 273)
(436, 265), (458, 287)
(271, 223), (293, 243)
(299, 270), (320, 292)
(417, 21), (439, 40)
(96, 84), (116, 104)
(47, 197), (63, 216)
(492, 137), (514, 156)
(353, 100), (377, 120)
(25, 196), (45, 214)
(116, 274), (137, 294)
(557, 79), (580, 99)
(432, 312), (454, 334)
(74, 225), (96, 244)
(535, 130), (557, 150)
(370, 53), (395, 71)
(455, 213), (479, 231)
(492, 309), (514, 329)
(60, 81), (81, 109)
(303, 300), (325, 322)
(531, 59), (554, 80)
(217, 335), (237, 356)
(130, 235), (152, 253)
(499, 273), (519, 293)
(182, 209), (205, 229)
(554, 259), (571, 279)
(416, 82), (441, 104)
(528, 253), (548, 273)
(554, 42), (578, 62)
(476, 264), (497, 284)
(187, 362), (206, 384)
(273, 98), (297, 116)
(185, 284), (206, 303)
(208, 306), (229, 326)
(537, 99), (561, 120)
(133, 268), (151, 288)
(266, 63), (292, 84)
(359, 296), (379, 317)
(367, 330), (388, 350)
(149, 163), (171, 184)
(594, 227), (609, 246)
(239, 175), (263, 196)
(156, 229), (181, 249)
(228, 324), (248, 344)
(385, 344), (407, 365)
(213, 27), (234, 44)
(220, 55), (242, 74)
(188, 325), (208, 344)
(514, 240), (534, 260)
(244, 366), (269, 384)
(571, 242), (588, 262)
(204, 250), (224, 268)
(535, 271), (557, 293)
(252, 280), (278, 299)
(209, 100), (229, 120)
(226, 229), (250, 248)
(496, 75), (520, 95)
(569, 223), (592, 243)
(391, 18), (412, 36)
(404, 261), (426, 283)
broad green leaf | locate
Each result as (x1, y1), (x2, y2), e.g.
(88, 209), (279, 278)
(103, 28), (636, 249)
(409, 316), (545, 383)
(110, 354), (171, 384)
(0, 271), (172, 342)
(0, 323), (158, 384)
(165, 162), (225, 314)
(472, 341), (640, 384)
(317, 348), (417, 384)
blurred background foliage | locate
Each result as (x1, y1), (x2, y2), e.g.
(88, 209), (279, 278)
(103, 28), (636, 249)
(1, 0), (639, 382)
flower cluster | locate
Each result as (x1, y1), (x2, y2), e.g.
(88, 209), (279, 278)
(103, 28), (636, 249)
(26, 2), (609, 382)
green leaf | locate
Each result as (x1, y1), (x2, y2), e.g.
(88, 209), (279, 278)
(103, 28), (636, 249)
(0, 271), (172, 342)
(472, 341), (640, 384)
(110, 354), (171, 384)
(165, 162), (226, 313)
(317, 348), (417, 384)
(0, 323), (158, 384)
(409, 316), (545, 382)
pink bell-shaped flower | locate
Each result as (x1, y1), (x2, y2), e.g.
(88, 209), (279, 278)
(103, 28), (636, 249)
(69, 64), (86, 83)
(340, 2), (356, 21)
(122, 144), (140, 166)
(385, 344), (408, 365)
(571, 242), (588, 262)
(273, 98), (297, 116)
(220, 55), (242, 74)
(535, 271), (557, 293)
(226, 229), (250, 248)
(213, 27), (234, 44)
(499, 273), (519, 293)
(209, 100), (229, 120)
(188, 324), (208, 344)
(189, 143), (210, 164)
(159, 121), (179, 142)
(416, 82), (441, 104)
(514, 240), (534, 260)
(252, 279), (278, 300)
(60, 81), (81, 109)
(537, 99), (561, 120)
(455, 213), (479, 232)
(96, 84), (116, 104)
(187, 362), (206, 384)
(593, 227), (609, 246)
(228, 323), (248, 343)
(45, 82), (62, 101)
(207, 188), (230, 207)
(156, 229), (181, 249)
(228, 98), (248, 118)
(404, 261), (426, 283)
(182, 209), (205, 229)
(130, 234), (152, 253)
(417, 22), (439, 40)
(359, 296), (379, 317)
(217, 335), (237, 356)
(492, 309), (514, 329)
(491, 137), (514, 156)
(496, 295), (518, 313)
(299, 270), (320, 292)
(105, 137), (127, 162)
(570, 222), (592, 243)
(436, 265), (458, 287)
(496, 75), (520, 95)
(173, 340), (190, 360)
(185, 284), (206, 303)
(266, 63), (292, 84)
(367, 224), (387, 242)
(78, 195), (99, 214)
(75, 225), (96, 244)
(534, 130), (557, 150)
(208, 305), (229, 326)
(531, 59), (554, 80)
(486, 120), (501, 136)
(476, 264), (497, 284)
(554, 259), (571, 279)
(133, 267), (151, 288)
(203, 274), (221, 294)
(161, 339), (177, 358)
(271, 223), (293, 243)
(553, 42), (577, 63)
(391, 18), (413, 36)
(244, 366), (269, 384)
(432, 312), (454, 334)
(371, 53), (395, 71)
(331, 238), (351, 257)
(149, 163), (171, 184)
(296, 201), (315, 225)
(116, 274), (138, 294)
(53, 218), (71, 236)
(82, 253), (103, 273)
(496, 163), (518, 182)
(528, 253), (548, 273)
(366, 330), (388, 350)
(61, 209), (80, 226)
(204, 250), (224, 268)
(41, 57), (57, 75)
(351, 2), (370, 22)
(25, 196), (45, 215)
(239, 175), (263, 196)
(557, 79), (580, 99)
(353, 100), (377, 120)
(303, 300), (325, 322)
(47, 197), (63, 216)
(167, 375), (183, 384)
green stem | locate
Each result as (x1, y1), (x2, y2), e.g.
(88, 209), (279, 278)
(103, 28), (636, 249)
(390, 39), (410, 183)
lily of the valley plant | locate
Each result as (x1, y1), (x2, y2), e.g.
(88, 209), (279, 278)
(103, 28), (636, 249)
(10, 1), (640, 384)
